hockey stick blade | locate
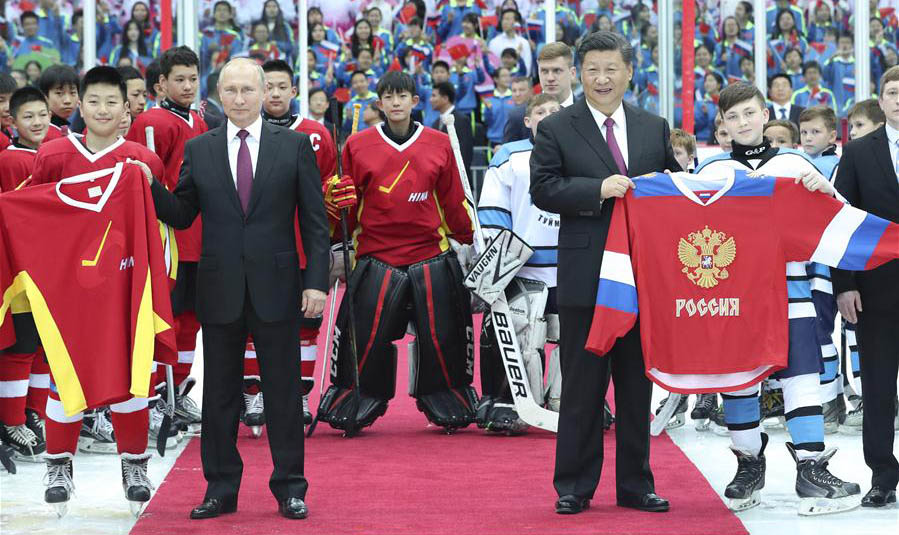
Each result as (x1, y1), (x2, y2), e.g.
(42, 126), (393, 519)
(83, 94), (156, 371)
(489, 297), (558, 432)
(650, 393), (684, 436)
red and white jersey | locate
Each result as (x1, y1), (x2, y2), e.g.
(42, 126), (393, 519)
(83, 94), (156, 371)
(43, 123), (66, 143)
(289, 115), (337, 182)
(0, 145), (37, 192)
(0, 131), (10, 152)
(342, 123), (474, 266)
(587, 171), (899, 394)
(127, 107), (208, 262)
(0, 163), (177, 416)
(30, 134), (165, 189)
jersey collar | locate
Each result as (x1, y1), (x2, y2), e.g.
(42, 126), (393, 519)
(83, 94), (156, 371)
(68, 134), (126, 163)
(376, 122), (423, 152)
(55, 162), (124, 213)
(668, 169), (736, 206)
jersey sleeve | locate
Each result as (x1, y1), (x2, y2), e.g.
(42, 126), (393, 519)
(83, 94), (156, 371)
(436, 143), (474, 245)
(774, 179), (899, 270)
(586, 194), (638, 356)
(0, 220), (17, 350)
(477, 156), (513, 243)
(315, 127), (338, 183)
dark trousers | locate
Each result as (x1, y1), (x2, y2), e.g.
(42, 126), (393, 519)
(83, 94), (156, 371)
(855, 309), (899, 490)
(554, 306), (653, 500)
(200, 289), (306, 502)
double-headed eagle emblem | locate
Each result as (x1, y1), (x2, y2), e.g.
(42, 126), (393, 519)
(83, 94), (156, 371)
(678, 226), (736, 288)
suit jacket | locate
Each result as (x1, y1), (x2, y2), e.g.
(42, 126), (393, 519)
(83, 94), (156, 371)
(434, 110), (473, 178)
(767, 103), (804, 126)
(502, 104), (529, 144)
(832, 125), (899, 311)
(151, 120), (330, 324)
(530, 98), (681, 309)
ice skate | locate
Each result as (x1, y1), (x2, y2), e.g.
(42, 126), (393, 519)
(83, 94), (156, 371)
(302, 394), (312, 426)
(148, 399), (181, 449)
(174, 378), (202, 434)
(710, 404), (730, 436)
(786, 443), (861, 515)
(691, 393), (718, 431)
(43, 452), (74, 518)
(725, 433), (767, 512)
(242, 391), (265, 438)
(121, 452), (154, 517)
(761, 385), (785, 430)
(24, 407), (45, 438)
(78, 408), (117, 454)
(0, 421), (46, 462)
(482, 400), (528, 435)
(822, 396), (846, 434)
(655, 394), (688, 430)
(838, 396), (863, 435)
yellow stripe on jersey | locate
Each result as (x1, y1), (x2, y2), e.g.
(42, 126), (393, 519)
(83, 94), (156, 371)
(158, 221), (178, 281)
(351, 198), (365, 269)
(12, 272), (87, 416)
(131, 266), (173, 399)
(433, 191), (450, 253)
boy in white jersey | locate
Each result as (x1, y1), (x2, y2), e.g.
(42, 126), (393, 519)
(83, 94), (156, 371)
(695, 82), (861, 516)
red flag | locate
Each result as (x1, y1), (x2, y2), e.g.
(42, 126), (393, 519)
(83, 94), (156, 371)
(399, 4), (417, 25)
(582, 13), (597, 29)
(335, 88), (351, 103)
(480, 15), (498, 33)
(388, 57), (402, 72)
(809, 42), (826, 54)
(448, 43), (469, 61)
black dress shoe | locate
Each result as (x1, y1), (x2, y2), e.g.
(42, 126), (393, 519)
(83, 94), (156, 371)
(861, 486), (897, 508)
(278, 497), (308, 519)
(555, 494), (590, 514)
(190, 496), (238, 519)
(617, 492), (670, 512)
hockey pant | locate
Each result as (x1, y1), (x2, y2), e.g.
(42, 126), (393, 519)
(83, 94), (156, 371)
(243, 316), (321, 396)
(0, 313), (47, 424)
(319, 253), (477, 430)
(811, 290), (842, 404)
(479, 279), (560, 406)
(45, 378), (148, 455)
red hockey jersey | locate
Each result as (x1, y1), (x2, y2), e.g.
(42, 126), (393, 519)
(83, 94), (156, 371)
(127, 108), (208, 262)
(0, 145), (37, 192)
(290, 115), (337, 181)
(30, 135), (165, 189)
(342, 123), (473, 266)
(0, 163), (178, 415)
(586, 171), (899, 393)
(0, 131), (9, 152)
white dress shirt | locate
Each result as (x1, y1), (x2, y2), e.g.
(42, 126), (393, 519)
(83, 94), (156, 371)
(885, 121), (899, 178)
(586, 100), (629, 171)
(773, 102), (792, 121)
(227, 116), (262, 187)
(560, 92), (574, 108)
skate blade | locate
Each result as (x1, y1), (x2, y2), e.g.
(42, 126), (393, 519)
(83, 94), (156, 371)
(78, 438), (118, 455)
(798, 495), (861, 516)
(762, 417), (786, 430)
(694, 418), (711, 432)
(13, 451), (46, 463)
(147, 436), (179, 450)
(49, 502), (69, 518)
(249, 426), (263, 438)
(129, 500), (149, 517)
(727, 491), (761, 512)
(665, 413), (685, 430)
(823, 422), (840, 434)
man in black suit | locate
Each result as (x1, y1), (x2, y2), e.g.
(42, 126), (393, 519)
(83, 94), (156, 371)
(767, 73), (804, 126)
(833, 66), (899, 509)
(430, 81), (473, 179)
(146, 58), (330, 520)
(530, 31), (680, 515)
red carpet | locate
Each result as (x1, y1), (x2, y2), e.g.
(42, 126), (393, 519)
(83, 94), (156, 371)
(131, 316), (748, 535)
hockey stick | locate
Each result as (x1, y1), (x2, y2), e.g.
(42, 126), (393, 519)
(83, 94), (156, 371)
(651, 393), (684, 436)
(443, 114), (558, 432)
(156, 364), (176, 456)
(306, 279), (339, 437)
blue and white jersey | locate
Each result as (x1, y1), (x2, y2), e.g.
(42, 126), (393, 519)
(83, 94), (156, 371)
(696, 146), (827, 320)
(477, 139), (559, 287)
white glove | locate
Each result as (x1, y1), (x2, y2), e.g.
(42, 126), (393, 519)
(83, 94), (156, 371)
(448, 238), (475, 272)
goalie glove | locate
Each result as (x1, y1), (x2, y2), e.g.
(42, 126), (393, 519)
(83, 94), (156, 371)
(323, 175), (357, 219)
(449, 237), (476, 272)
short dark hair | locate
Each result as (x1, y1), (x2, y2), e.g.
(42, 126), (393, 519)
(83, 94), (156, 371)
(408, 17), (422, 29)
(501, 47), (518, 59)
(376, 71), (417, 98)
(768, 72), (792, 88)
(309, 87), (327, 101)
(117, 66), (143, 83)
(432, 81), (456, 104)
(10, 86), (48, 117)
(79, 66), (127, 100)
(799, 106), (837, 133)
(847, 98), (885, 124)
(432, 60), (450, 72)
(160, 46), (200, 77)
(577, 31), (633, 66)
(145, 60), (162, 96)
(262, 59), (294, 81)
(510, 75), (532, 87)
(20, 10), (38, 24)
(880, 65), (899, 91)
(38, 65), (79, 96)
(764, 119), (799, 144)
(350, 70), (369, 83)
(718, 82), (766, 114)
(206, 71), (220, 98)
(802, 61), (821, 76)
(0, 73), (16, 95)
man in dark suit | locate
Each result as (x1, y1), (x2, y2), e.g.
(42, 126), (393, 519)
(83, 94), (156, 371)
(146, 58), (330, 520)
(530, 31), (680, 515)
(430, 80), (473, 179)
(833, 66), (899, 509)
(767, 73), (804, 126)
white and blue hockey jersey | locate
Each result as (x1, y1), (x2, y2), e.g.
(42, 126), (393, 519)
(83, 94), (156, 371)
(477, 139), (560, 287)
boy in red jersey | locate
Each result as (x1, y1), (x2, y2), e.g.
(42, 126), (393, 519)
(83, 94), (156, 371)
(127, 46), (208, 436)
(0, 73), (16, 151)
(0, 87), (49, 191)
(37, 65), (80, 142)
(316, 71), (477, 433)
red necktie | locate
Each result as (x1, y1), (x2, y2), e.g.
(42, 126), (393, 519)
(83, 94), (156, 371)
(603, 117), (628, 175)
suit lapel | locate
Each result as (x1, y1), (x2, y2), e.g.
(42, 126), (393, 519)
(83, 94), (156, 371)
(869, 126), (899, 193)
(570, 99), (619, 176)
(624, 103), (642, 175)
(210, 127), (243, 215)
(246, 121), (280, 218)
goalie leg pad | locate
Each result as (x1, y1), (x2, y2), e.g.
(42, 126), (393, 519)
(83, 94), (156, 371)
(330, 257), (411, 400)
(317, 384), (389, 432)
(416, 386), (479, 430)
(506, 278), (550, 400)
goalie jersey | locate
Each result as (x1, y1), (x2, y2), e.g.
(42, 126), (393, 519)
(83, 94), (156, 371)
(477, 139), (559, 287)
(0, 163), (178, 416)
(586, 170), (899, 393)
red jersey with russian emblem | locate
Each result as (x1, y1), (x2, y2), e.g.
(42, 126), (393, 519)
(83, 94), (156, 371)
(0, 163), (177, 416)
(127, 107), (208, 262)
(342, 123), (473, 266)
(0, 145), (37, 192)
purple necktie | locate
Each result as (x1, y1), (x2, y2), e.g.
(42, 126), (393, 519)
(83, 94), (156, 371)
(236, 129), (253, 214)
(603, 117), (628, 175)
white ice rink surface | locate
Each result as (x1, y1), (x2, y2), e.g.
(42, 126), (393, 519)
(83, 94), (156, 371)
(1, 341), (898, 535)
